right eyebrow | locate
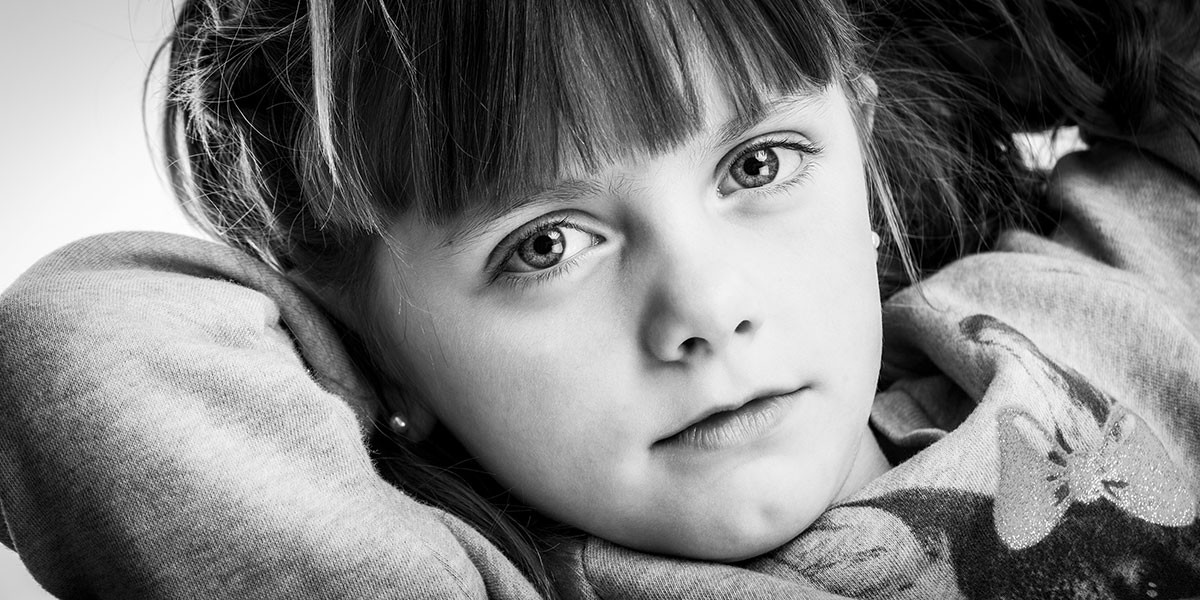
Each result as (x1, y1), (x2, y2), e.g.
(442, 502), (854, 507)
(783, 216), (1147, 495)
(437, 178), (604, 250)
(709, 91), (825, 150)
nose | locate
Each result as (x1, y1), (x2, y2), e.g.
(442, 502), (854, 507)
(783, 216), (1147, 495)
(640, 238), (764, 364)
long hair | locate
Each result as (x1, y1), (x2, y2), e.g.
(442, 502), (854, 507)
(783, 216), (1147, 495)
(159, 0), (1200, 595)
(853, 0), (1200, 292)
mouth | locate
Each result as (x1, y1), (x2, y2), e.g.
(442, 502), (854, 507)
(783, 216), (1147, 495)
(654, 387), (806, 452)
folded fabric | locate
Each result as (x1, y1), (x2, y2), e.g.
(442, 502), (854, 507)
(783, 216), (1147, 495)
(555, 134), (1200, 597)
(0, 233), (542, 598)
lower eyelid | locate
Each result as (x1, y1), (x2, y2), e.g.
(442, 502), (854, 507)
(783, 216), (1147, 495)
(491, 227), (608, 287)
(494, 249), (590, 289)
(753, 162), (816, 199)
(783, 162), (817, 187)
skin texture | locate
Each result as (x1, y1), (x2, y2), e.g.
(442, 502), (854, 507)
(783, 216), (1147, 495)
(373, 81), (890, 560)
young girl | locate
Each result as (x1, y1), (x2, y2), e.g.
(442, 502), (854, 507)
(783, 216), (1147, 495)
(2, 0), (1199, 598)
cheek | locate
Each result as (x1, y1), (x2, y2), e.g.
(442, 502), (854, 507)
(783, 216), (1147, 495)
(405, 307), (572, 432)
(765, 176), (881, 404)
(811, 219), (882, 388)
(392, 291), (641, 506)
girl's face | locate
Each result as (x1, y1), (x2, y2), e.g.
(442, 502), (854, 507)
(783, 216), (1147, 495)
(375, 81), (885, 560)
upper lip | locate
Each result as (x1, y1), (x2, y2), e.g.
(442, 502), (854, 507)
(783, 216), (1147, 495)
(656, 385), (803, 444)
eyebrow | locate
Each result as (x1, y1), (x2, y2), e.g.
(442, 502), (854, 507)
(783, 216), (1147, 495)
(710, 91), (825, 149)
(438, 179), (605, 250)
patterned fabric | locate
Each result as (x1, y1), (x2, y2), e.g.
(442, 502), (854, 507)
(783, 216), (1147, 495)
(564, 134), (1200, 598)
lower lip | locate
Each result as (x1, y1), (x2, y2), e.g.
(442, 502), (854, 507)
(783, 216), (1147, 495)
(657, 389), (803, 452)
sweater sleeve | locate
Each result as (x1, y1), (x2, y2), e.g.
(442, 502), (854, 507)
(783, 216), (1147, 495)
(0, 232), (539, 599)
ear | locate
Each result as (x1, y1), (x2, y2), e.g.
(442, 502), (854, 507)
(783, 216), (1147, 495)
(850, 73), (879, 135)
(287, 269), (440, 442)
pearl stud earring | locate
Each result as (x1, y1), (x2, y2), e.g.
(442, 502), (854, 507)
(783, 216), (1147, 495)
(388, 413), (410, 436)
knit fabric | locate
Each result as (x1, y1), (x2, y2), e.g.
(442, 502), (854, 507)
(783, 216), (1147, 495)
(0, 234), (540, 599)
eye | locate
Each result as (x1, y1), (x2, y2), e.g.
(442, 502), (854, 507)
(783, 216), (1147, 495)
(717, 137), (819, 196)
(502, 220), (604, 273)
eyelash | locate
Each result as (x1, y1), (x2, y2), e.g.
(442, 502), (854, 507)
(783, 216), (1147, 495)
(488, 216), (598, 289)
(720, 136), (824, 197)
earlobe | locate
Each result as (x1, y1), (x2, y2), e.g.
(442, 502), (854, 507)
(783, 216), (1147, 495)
(381, 384), (438, 441)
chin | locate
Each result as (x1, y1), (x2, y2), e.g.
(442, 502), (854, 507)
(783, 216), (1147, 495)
(654, 522), (808, 562)
(655, 470), (841, 560)
(638, 499), (824, 562)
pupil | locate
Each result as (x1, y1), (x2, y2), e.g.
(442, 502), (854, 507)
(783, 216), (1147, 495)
(517, 227), (567, 270)
(533, 234), (554, 255)
(730, 148), (779, 189)
(744, 152), (767, 176)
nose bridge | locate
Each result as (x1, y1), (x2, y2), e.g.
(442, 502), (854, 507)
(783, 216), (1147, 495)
(640, 214), (762, 362)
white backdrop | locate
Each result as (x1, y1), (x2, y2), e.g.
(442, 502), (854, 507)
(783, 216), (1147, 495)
(1, 1), (196, 292)
(0, 2), (195, 597)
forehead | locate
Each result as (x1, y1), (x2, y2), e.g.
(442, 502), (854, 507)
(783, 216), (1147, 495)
(400, 0), (851, 226)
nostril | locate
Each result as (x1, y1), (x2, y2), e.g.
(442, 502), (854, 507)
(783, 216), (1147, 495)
(735, 320), (753, 334)
(680, 337), (703, 354)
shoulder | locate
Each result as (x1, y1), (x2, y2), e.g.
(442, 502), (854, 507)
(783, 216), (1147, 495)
(0, 231), (378, 426)
(0, 232), (526, 597)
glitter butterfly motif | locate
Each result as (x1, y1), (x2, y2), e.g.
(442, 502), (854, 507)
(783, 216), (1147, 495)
(995, 406), (1195, 550)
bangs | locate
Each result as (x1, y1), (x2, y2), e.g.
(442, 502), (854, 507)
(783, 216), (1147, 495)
(346, 0), (856, 227)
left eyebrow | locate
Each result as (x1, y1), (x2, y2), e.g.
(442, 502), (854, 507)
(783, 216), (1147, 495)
(709, 91), (826, 149)
(437, 178), (604, 250)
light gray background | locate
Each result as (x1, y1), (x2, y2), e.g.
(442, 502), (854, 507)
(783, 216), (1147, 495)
(1, 1), (195, 292)
(1, 2), (196, 597)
